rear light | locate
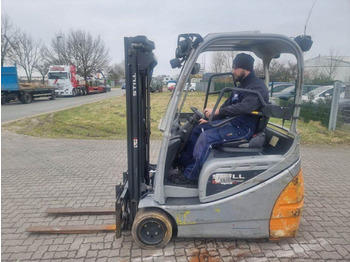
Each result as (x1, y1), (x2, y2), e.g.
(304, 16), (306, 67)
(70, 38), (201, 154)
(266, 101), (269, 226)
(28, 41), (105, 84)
(269, 169), (304, 240)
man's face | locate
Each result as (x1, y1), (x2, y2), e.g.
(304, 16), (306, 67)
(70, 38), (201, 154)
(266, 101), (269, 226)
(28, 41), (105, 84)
(232, 67), (246, 82)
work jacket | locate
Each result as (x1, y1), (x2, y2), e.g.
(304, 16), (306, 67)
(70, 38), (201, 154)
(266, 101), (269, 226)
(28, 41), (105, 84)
(217, 72), (269, 131)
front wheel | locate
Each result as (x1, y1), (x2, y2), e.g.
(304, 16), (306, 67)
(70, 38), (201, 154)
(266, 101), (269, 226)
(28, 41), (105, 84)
(132, 208), (173, 249)
(72, 88), (77, 97)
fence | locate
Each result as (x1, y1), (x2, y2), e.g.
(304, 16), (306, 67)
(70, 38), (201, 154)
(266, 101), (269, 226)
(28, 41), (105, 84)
(195, 80), (350, 132)
(297, 82), (350, 132)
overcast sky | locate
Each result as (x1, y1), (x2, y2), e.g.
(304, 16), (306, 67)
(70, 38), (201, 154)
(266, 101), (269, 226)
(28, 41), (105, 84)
(2, 0), (350, 76)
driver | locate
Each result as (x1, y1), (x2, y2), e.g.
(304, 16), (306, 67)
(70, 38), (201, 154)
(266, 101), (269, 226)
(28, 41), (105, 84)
(170, 53), (269, 185)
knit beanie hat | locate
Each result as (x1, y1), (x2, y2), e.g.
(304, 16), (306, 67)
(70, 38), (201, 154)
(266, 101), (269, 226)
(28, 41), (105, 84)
(232, 53), (254, 72)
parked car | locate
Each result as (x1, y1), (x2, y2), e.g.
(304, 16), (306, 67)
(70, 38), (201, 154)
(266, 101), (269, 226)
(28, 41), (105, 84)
(269, 81), (293, 87)
(105, 85), (111, 92)
(276, 85), (319, 100)
(302, 85), (345, 102)
(167, 81), (176, 91)
(270, 84), (294, 97)
(185, 83), (196, 92)
(121, 83), (126, 89)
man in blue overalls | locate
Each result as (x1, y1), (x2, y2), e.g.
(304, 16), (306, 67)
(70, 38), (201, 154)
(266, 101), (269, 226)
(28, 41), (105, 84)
(170, 53), (269, 185)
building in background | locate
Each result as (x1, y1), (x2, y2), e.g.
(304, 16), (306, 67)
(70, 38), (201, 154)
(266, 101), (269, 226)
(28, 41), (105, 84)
(305, 55), (350, 82)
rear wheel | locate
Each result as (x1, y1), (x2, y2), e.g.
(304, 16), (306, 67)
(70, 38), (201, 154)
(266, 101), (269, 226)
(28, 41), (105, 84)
(19, 92), (33, 104)
(50, 90), (56, 100)
(132, 208), (173, 249)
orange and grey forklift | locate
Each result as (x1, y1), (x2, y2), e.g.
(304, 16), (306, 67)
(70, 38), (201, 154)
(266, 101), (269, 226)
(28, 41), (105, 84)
(27, 32), (312, 249)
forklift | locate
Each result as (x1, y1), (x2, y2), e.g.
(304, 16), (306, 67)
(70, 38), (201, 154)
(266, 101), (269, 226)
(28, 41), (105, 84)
(27, 32), (312, 249)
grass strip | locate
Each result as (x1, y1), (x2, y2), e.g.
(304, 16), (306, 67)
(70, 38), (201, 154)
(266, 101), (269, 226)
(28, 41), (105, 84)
(3, 92), (350, 145)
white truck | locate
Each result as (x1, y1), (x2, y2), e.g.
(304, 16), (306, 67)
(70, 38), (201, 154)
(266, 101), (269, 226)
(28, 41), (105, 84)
(48, 65), (107, 96)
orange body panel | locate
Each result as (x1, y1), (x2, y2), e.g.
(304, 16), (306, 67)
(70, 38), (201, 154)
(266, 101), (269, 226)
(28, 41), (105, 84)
(269, 169), (304, 240)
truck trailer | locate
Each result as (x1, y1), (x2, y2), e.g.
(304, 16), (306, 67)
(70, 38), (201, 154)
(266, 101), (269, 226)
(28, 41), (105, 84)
(1, 66), (56, 104)
(48, 65), (108, 96)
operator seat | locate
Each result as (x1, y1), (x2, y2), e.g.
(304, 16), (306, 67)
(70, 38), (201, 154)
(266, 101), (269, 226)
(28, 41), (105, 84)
(213, 100), (294, 153)
(213, 115), (269, 153)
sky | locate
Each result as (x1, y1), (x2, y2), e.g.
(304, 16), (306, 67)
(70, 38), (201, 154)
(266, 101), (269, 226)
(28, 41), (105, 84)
(2, 0), (350, 76)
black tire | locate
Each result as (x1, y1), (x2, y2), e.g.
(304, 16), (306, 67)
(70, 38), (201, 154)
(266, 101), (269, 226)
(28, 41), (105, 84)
(72, 88), (77, 97)
(19, 92), (33, 104)
(50, 90), (56, 100)
(132, 208), (173, 249)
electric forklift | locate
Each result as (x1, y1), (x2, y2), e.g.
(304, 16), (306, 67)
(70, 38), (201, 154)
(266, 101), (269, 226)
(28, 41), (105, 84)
(27, 32), (312, 249)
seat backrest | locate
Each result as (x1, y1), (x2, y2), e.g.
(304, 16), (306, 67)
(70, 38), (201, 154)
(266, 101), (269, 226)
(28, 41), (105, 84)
(256, 116), (270, 134)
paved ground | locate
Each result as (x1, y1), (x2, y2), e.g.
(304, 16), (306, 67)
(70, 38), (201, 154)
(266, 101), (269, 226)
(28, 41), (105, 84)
(2, 131), (350, 261)
(1, 88), (124, 123)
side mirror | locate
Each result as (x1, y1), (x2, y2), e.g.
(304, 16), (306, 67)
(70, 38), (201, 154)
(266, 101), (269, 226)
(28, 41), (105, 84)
(170, 34), (203, 69)
(294, 35), (313, 52)
(170, 58), (182, 69)
(191, 63), (200, 75)
(176, 39), (191, 59)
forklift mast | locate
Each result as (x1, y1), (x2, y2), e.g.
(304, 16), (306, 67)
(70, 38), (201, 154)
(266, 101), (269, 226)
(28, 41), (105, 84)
(123, 36), (157, 225)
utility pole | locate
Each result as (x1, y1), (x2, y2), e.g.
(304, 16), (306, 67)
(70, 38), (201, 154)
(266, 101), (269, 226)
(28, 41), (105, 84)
(328, 81), (341, 130)
(57, 36), (63, 64)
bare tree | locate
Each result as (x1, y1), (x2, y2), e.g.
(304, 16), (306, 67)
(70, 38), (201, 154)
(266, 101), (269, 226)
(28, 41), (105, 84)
(9, 31), (41, 82)
(108, 62), (125, 85)
(254, 59), (297, 82)
(210, 51), (237, 73)
(46, 32), (72, 65)
(322, 50), (343, 79)
(210, 52), (226, 73)
(47, 29), (110, 80)
(269, 60), (297, 82)
(1, 14), (19, 67)
(223, 51), (237, 71)
(34, 45), (51, 84)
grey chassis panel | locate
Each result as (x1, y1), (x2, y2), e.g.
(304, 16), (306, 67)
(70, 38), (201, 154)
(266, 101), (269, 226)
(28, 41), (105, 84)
(163, 133), (300, 201)
(199, 136), (300, 202)
(139, 159), (301, 239)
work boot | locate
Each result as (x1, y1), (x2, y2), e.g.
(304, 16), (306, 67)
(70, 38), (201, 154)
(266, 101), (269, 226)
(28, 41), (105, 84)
(169, 168), (196, 185)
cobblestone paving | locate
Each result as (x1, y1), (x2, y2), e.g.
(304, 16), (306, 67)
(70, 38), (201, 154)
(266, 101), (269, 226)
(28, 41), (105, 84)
(2, 131), (350, 261)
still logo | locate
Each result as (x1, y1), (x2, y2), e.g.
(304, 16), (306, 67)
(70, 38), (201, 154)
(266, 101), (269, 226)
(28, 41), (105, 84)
(212, 173), (246, 185)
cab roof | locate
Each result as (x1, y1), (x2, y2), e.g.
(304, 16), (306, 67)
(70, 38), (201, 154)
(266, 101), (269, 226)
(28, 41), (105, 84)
(201, 32), (303, 62)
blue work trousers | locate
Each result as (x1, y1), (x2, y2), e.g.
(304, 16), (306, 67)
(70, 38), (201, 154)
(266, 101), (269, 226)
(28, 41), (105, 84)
(178, 120), (255, 181)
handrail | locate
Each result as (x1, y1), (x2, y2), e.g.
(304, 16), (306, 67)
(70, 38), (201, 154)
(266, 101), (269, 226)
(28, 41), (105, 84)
(208, 87), (268, 127)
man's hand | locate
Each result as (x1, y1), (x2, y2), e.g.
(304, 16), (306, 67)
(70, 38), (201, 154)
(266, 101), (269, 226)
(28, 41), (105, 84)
(198, 119), (208, 125)
(203, 108), (219, 119)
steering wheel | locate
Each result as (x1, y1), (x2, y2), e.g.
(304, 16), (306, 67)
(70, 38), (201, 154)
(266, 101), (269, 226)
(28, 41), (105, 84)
(190, 106), (205, 119)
